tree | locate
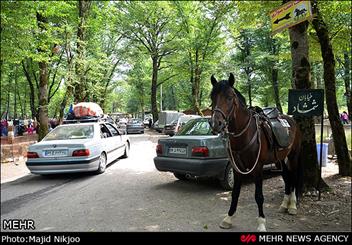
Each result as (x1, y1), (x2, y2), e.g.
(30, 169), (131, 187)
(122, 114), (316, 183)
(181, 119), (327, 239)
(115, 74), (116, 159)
(311, 0), (351, 176)
(74, 0), (91, 102)
(283, 0), (325, 189)
(114, 2), (178, 122)
(175, 2), (234, 114)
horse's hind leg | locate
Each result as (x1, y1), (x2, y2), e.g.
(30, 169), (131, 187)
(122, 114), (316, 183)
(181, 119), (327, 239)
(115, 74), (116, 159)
(219, 174), (242, 229)
(279, 159), (291, 213)
(255, 174), (266, 231)
(287, 151), (300, 215)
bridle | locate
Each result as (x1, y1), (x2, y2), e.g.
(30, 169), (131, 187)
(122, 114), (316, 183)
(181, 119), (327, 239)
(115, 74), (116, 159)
(211, 92), (262, 175)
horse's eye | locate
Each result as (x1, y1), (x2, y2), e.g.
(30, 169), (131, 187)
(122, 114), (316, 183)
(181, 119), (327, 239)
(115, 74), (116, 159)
(227, 97), (233, 102)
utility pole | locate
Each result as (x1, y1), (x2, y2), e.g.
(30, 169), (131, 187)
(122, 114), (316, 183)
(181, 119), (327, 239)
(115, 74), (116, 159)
(160, 84), (163, 111)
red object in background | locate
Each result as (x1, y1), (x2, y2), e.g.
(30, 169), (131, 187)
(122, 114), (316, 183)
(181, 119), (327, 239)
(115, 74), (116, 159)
(73, 102), (103, 118)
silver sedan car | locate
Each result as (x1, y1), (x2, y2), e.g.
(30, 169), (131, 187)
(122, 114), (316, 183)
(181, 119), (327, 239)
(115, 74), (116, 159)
(154, 117), (234, 190)
(26, 121), (130, 175)
(126, 118), (144, 134)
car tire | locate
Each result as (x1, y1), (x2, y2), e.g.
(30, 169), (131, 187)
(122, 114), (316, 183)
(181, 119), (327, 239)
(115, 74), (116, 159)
(173, 173), (188, 181)
(121, 143), (130, 158)
(220, 164), (234, 190)
(96, 153), (107, 174)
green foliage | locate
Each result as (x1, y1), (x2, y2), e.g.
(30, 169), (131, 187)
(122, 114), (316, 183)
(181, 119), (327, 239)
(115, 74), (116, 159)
(1, 1), (351, 119)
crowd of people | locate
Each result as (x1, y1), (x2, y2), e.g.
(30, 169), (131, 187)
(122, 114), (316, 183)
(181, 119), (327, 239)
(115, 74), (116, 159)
(0, 118), (59, 137)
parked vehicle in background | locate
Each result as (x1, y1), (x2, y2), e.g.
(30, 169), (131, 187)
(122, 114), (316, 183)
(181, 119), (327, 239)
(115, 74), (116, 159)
(26, 119), (130, 175)
(143, 117), (152, 128)
(158, 111), (184, 134)
(153, 120), (163, 133)
(117, 118), (128, 128)
(164, 114), (201, 136)
(154, 117), (234, 190)
(126, 118), (144, 134)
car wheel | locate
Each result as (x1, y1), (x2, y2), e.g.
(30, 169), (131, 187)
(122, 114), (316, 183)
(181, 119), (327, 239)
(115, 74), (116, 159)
(121, 143), (130, 158)
(173, 173), (188, 181)
(96, 153), (107, 174)
(220, 164), (234, 190)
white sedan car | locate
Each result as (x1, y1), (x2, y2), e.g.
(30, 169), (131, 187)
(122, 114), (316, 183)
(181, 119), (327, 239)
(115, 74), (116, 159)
(26, 122), (130, 175)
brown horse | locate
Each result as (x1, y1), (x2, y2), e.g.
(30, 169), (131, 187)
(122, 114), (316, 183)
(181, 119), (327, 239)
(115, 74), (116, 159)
(210, 73), (302, 231)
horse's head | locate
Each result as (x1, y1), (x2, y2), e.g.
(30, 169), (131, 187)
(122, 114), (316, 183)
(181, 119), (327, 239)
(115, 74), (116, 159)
(210, 73), (245, 135)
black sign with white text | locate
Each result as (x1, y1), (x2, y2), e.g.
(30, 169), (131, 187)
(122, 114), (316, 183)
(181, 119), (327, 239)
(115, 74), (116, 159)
(288, 89), (324, 117)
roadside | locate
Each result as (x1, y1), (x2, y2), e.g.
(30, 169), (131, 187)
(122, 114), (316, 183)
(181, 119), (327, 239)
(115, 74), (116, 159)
(1, 134), (350, 232)
(0, 128), (166, 184)
(1, 158), (30, 184)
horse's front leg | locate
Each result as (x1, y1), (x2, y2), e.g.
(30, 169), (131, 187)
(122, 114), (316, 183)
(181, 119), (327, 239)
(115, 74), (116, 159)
(255, 174), (266, 231)
(220, 173), (242, 229)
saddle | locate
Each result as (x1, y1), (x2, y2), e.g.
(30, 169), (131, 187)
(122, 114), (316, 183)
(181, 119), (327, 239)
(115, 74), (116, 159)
(250, 106), (291, 148)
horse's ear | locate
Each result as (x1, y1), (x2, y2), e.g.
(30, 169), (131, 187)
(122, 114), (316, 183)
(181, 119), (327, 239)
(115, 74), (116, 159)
(211, 75), (217, 86)
(229, 73), (235, 87)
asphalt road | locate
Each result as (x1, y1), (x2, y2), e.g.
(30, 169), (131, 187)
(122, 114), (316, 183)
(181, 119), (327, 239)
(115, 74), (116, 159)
(1, 132), (286, 232)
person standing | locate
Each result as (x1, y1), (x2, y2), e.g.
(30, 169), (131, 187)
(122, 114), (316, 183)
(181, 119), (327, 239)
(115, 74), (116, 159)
(341, 111), (349, 124)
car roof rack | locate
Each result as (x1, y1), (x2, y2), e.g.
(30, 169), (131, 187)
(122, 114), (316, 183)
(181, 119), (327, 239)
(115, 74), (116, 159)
(63, 117), (102, 124)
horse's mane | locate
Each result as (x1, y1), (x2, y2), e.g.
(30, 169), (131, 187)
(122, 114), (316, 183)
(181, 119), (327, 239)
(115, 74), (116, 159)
(210, 80), (247, 107)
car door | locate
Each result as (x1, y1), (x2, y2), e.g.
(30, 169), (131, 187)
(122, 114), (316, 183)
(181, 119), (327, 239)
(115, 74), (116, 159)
(105, 123), (124, 158)
(99, 123), (115, 163)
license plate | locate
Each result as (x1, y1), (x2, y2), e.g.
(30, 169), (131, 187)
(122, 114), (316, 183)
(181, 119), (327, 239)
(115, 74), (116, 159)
(44, 149), (68, 157)
(169, 148), (186, 155)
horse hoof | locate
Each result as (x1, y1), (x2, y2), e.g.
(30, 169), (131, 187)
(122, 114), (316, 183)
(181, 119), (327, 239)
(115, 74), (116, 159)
(278, 206), (288, 213)
(257, 217), (267, 232)
(219, 216), (233, 229)
(288, 208), (297, 215)
(219, 221), (232, 229)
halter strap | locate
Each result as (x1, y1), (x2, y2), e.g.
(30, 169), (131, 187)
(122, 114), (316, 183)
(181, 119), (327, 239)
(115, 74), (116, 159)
(226, 114), (262, 175)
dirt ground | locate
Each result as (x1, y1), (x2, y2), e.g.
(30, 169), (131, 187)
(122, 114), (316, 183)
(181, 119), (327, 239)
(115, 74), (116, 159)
(253, 159), (352, 232)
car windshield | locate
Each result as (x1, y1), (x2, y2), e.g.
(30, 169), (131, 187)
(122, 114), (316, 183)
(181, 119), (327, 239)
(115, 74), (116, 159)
(176, 119), (212, 136)
(43, 125), (94, 141)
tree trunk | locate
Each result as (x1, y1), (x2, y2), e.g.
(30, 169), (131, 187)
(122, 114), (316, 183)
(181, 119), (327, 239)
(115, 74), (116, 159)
(74, 0), (91, 102)
(272, 67), (282, 113)
(36, 11), (49, 141)
(312, 1), (351, 176)
(287, 19), (325, 190)
(151, 56), (159, 122)
(14, 68), (17, 119)
(343, 51), (351, 117)
(193, 50), (203, 115)
(22, 60), (38, 120)
(193, 72), (202, 115)
(247, 76), (252, 107)
(59, 87), (73, 124)
(270, 38), (283, 113)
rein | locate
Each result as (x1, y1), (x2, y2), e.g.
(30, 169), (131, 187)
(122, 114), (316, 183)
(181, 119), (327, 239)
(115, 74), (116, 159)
(212, 96), (262, 175)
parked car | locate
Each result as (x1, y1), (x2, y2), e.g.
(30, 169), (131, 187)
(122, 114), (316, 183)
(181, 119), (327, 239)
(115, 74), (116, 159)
(158, 111), (184, 133)
(126, 118), (144, 134)
(164, 114), (201, 136)
(154, 117), (234, 190)
(26, 120), (130, 175)
(117, 117), (128, 128)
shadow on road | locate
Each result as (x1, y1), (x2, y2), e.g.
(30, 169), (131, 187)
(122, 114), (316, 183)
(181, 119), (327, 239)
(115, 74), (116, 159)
(152, 170), (282, 193)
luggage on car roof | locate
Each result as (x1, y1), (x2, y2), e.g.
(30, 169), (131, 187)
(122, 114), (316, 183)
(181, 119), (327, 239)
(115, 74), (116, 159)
(73, 102), (103, 118)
